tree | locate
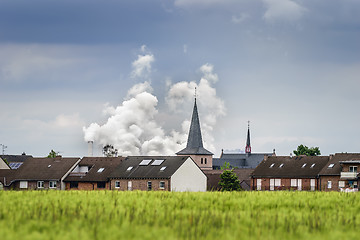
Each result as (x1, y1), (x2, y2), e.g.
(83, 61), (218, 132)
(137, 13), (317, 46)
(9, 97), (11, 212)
(293, 144), (321, 156)
(219, 169), (242, 191)
(102, 144), (118, 157)
(47, 150), (60, 158)
(220, 161), (231, 170)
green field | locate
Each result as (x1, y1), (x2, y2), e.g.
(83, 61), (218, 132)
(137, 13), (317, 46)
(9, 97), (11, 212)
(0, 191), (359, 240)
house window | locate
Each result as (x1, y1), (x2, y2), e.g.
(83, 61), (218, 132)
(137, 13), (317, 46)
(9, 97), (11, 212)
(127, 181), (132, 191)
(301, 163), (307, 168)
(328, 164), (335, 168)
(205, 158), (207, 164)
(279, 163), (284, 168)
(201, 158), (203, 164)
(274, 179), (281, 187)
(70, 182), (78, 188)
(269, 163), (275, 168)
(97, 182), (106, 189)
(291, 179), (297, 187)
(338, 181), (345, 188)
(160, 166), (166, 171)
(327, 181), (332, 189)
(37, 181), (44, 189)
(256, 179), (261, 191)
(310, 163), (315, 168)
(97, 167), (105, 173)
(19, 181), (28, 189)
(49, 181), (57, 189)
(349, 166), (358, 173)
(159, 181), (165, 189)
(115, 181), (120, 189)
(310, 179), (315, 191)
(147, 181), (152, 191)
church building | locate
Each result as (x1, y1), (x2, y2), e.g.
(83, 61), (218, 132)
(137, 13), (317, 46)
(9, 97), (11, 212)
(176, 97), (213, 170)
(213, 122), (274, 169)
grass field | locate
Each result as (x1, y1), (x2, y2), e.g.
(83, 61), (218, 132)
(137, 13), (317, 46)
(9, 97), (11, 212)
(0, 191), (359, 240)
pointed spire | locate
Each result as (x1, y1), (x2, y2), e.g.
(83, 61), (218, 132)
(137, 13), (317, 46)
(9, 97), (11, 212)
(186, 97), (203, 149)
(176, 93), (213, 156)
(245, 121), (251, 154)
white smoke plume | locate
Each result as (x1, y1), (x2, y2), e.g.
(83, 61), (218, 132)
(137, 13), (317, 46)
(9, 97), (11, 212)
(166, 63), (226, 152)
(83, 48), (226, 156)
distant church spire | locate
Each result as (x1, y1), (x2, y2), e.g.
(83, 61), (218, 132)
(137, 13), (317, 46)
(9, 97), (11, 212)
(245, 121), (251, 154)
(176, 90), (213, 155)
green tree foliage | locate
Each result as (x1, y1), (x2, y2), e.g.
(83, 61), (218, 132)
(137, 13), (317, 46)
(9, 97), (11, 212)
(293, 144), (321, 156)
(102, 144), (118, 157)
(220, 161), (231, 170)
(47, 150), (59, 158)
(219, 169), (241, 191)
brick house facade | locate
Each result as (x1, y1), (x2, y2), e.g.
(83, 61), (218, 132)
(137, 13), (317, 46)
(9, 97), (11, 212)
(251, 156), (330, 191)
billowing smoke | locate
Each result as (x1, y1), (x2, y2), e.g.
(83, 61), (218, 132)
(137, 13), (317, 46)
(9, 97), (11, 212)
(83, 47), (226, 156)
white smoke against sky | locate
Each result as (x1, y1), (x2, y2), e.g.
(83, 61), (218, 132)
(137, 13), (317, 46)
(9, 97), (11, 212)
(83, 47), (225, 156)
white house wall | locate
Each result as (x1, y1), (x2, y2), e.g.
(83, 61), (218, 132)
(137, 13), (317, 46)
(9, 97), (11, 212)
(170, 157), (207, 192)
(0, 158), (10, 169)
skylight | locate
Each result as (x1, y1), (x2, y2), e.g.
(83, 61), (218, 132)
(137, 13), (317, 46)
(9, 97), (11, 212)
(328, 164), (335, 168)
(279, 163), (284, 168)
(97, 167), (105, 173)
(151, 160), (164, 166)
(269, 163), (275, 168)
(9, 162), (23, 169)
(301, 163), (307, 168)
(310, 163), (315, 168)
(160, 166), (167, 171)
(139, 159), (152, 166)
(127, 166), (133, 171)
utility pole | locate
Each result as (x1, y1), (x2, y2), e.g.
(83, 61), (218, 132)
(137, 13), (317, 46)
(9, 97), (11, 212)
(0, 144), (7, 155)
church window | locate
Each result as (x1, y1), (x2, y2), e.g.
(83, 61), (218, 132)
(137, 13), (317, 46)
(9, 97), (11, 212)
(205, 158), (207, 164)
(201, 158), (203, 164)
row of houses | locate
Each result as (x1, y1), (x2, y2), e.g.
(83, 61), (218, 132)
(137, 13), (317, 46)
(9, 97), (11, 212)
(251, 153), (360, 192)
(1, 98), (359, 192)
(0, 156), (207, 192)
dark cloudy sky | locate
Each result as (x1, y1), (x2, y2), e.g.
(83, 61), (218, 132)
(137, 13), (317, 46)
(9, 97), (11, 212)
(1, 0), (360, 157)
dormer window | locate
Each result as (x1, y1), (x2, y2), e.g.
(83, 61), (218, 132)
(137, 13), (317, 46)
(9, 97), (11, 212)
(269, 163), (275, 168)
(301, 163), (307, 168)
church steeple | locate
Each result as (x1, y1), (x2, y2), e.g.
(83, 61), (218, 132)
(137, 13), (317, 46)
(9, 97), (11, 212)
(176, 92), (213, 156)
(245, 121), (251, 154)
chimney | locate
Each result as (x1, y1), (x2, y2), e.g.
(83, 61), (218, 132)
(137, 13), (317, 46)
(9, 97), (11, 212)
(88, 141), (93, 157)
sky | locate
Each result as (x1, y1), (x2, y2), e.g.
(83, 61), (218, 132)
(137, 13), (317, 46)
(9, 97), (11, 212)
(1, 0), (360, 158)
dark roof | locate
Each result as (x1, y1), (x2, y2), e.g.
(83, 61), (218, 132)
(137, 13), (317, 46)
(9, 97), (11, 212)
(109, 156), (191, 179)
(319, 153), (360, 176)
(213, 153), (272, 169)
(64, 157), (125, 182)
(0, 169), (17, 186)
(177, 99), (213, 156)
(0, 155), (32, 163)
(252, 155), (330, 178)
(13, 157), (80, 181)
